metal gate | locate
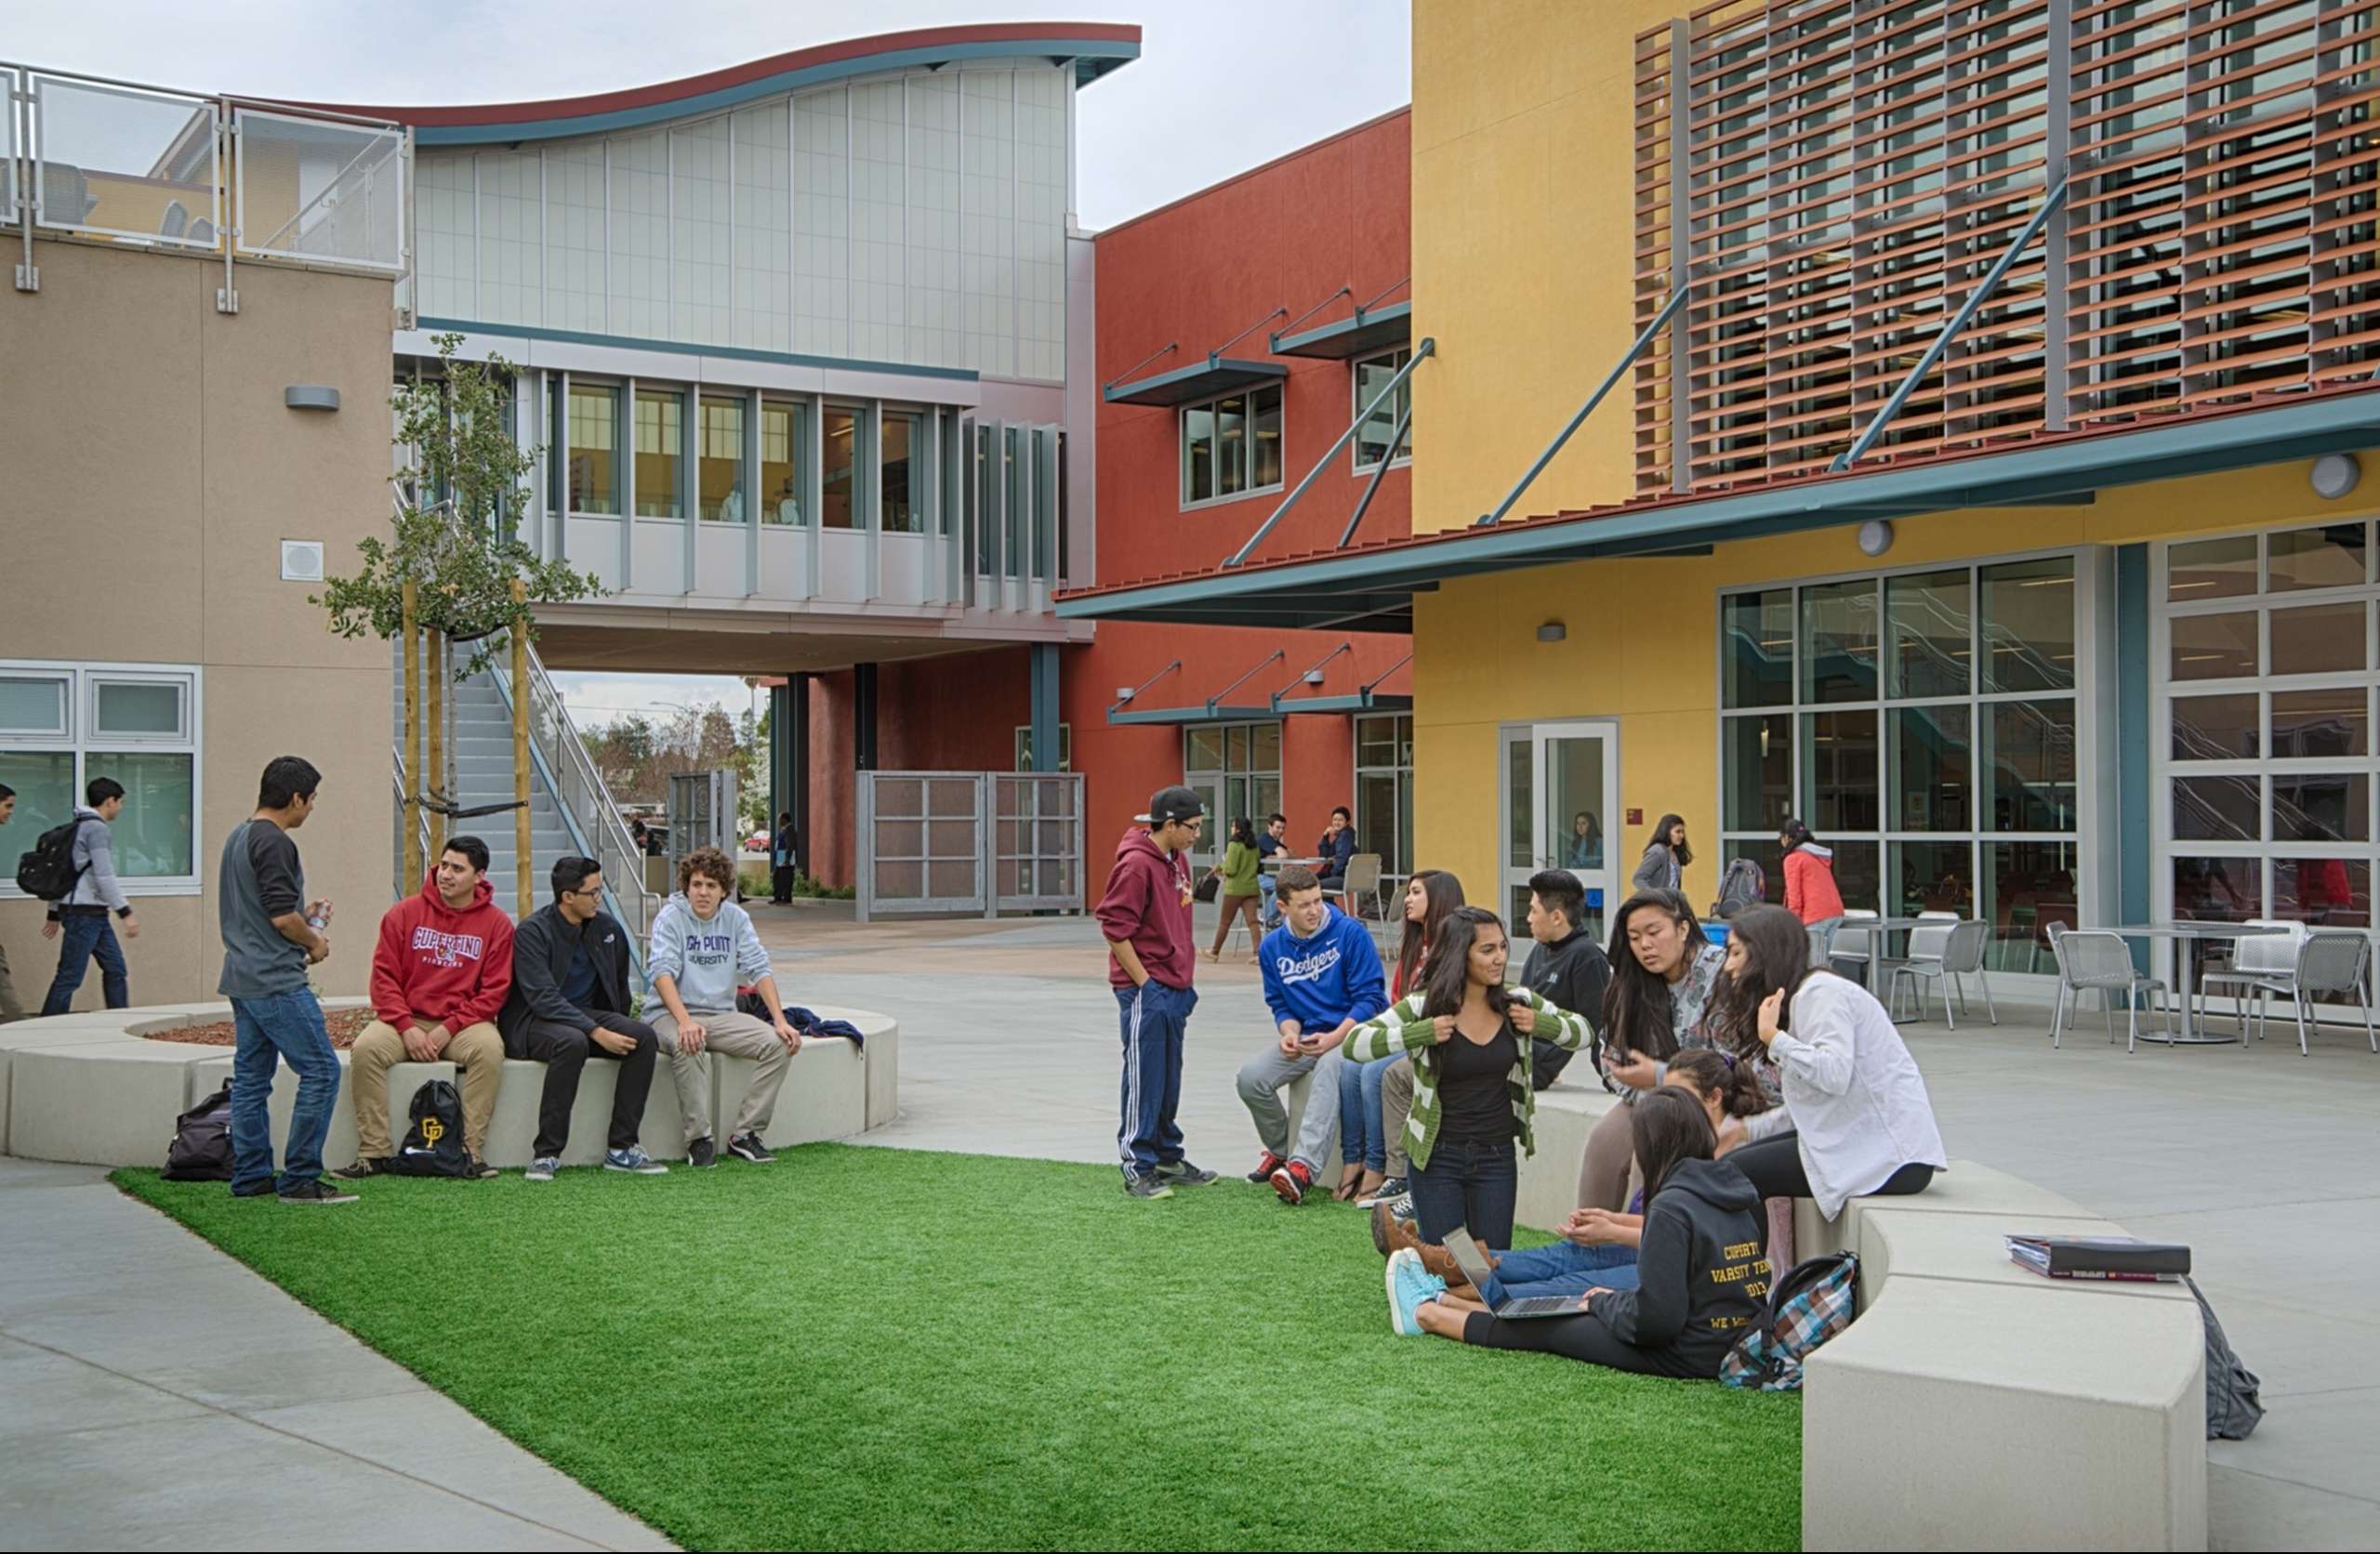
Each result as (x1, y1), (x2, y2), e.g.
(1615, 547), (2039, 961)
(666, 769), (740, 874)
(857, 770), (1086, 921)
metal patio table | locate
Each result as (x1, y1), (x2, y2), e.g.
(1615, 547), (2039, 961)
(2100, 923), (2291, 1045)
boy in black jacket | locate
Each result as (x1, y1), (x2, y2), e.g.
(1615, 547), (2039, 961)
(1521, 869), (1613, 1087)
(498, 856), (668, 1179)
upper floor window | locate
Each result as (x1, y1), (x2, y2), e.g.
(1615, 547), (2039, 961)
(1181, 385), (1284, 508)
(1353, 349), (1414, 472)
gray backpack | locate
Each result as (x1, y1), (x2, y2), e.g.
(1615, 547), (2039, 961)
(2185, 1277), (2263, 1440)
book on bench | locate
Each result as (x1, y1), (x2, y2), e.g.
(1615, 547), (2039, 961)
(2005, 1234), (2190, 1281)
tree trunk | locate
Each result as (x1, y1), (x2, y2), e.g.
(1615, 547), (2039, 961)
(401, 581), (421, 897)
(426, 630), (444, 867)
(511, 580), (533, 919)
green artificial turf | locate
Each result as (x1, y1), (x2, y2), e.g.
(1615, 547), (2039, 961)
(116, 1147), (1800, 1551)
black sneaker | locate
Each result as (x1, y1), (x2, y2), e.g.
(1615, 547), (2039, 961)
(1246, 1151), (1286, 1184)
(278, 1179), (359, 1205)
(231, 1179), (279, 1199)
(726, 1133), (776, 1164)
(688, 1136), (717, 1169)
(1157, 1159), (1219, 1187)
(1123, 1172), (1173, 1201)
(331, 1158), (389, 1181)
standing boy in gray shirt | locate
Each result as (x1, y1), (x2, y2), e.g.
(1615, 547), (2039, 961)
(645, 846), (804, 1168)
(40, 777), (138, 1015)
(218, 757), (352, 1204)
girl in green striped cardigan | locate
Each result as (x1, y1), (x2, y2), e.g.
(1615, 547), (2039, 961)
(1344, 906), (1591, 1249)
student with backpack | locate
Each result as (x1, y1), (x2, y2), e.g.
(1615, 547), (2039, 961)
(218, 757), (352, 1204)
(1388, 1086), (1771, 1380)
(36, 777), (139, 1016)
(0, 784), (22, 1023)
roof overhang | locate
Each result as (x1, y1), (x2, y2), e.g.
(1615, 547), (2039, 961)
(1270, 301), (1412, 360)
(1272, 691), (1415, 715)
(1104, 358), (1287, 407)
(1107, 703), (1282, 726)
(303, 23), (1141, 146)
(1057, 388), (2380, 630)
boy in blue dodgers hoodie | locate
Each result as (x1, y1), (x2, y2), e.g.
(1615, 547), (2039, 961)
(1236, 863), (1389, 1205)
(646, 846), (804, 1169)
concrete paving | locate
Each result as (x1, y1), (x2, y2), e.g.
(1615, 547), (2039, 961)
(7, 900), (2376, 1550)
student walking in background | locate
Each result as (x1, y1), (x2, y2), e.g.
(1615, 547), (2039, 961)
(40, 776), (139, 1016)
(218, 757), (350, 1205)
(1096, 786), (1215, 1200)
(0, 784), (22, 1023)
(647, 846), (805, 1168)
(1236, 864), (1388, 1204)
(1631, 812), (1693, 896)
(1204, 816), (1264, 965)
(770, 811), (798, 904)
(1779, 818), (1845, 941)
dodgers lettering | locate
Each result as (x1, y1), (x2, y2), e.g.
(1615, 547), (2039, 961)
(1272, 943), (1343, 986)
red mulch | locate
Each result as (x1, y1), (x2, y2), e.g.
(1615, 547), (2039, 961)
(145, 1007), (377, 1049)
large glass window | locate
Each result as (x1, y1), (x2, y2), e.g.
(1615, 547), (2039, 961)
(881, 410), (923, 533)
(633, 387), (682, 519)
(1353, 349), (1415, 471)
(566, 383), (619, 515)
(1180, 383), (1285, 507)
(1183, 720), (1282, 872)
(1355, 713), (1415, 881)
(698, 395), (745, 521)
(0, 663), (201, 895)
(1724, 553), (2082, 970)
(760, 398), (808, 525)
(823, 407), (860, 530)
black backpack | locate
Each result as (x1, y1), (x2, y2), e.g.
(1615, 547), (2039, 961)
(388, 1080), (472, 1177)
(2186, 1277), (2265, 1440)
(15, 816), (89, 902)
(163, 1082), (235, 1181)
(1712, 856), (1766, 919)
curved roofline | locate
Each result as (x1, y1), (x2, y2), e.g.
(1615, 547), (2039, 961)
(305, 21), (1140, 146)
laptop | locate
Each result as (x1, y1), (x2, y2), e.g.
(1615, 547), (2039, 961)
(1441, 1228), (1597, 1320)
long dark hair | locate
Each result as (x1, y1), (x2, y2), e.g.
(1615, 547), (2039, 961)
(1650, 812), (1694, 868)
(1707, 903), (1815, 1062)
(1419, 906), (1511, 1020)
(1397, 869), (1467, 995)
(1664, 1047), (1772, 1119)
(1630, 1086), (1717, 1201)
(1603, 889), (1707, 1062)
(1229, 816), (1257, 849)
(1779, 817), (1814, 852)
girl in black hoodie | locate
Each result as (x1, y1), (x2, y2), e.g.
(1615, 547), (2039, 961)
(1408, 1087), (1770, 1378)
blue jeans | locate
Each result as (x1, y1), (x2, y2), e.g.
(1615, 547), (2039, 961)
(41, 911), (127, 1015)
(1117, 980), (1197, 1178)
(1336, 1053), (1397, 1171)
(1476, 1240), (1641, 1306)
(1411, 1136), (1518, 1248)
(1258, 874), (1276, 925)
(229, 989), (341, 1194)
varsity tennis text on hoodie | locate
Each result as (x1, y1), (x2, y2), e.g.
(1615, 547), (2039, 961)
(1093, 826), (1195, 991)
(370, 876), (516, 1031)
(645, 893), (772, 1013)
(1259, 904), (1388, 1033)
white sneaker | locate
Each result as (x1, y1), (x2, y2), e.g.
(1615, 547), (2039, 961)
(524, 1157), (559, 1182)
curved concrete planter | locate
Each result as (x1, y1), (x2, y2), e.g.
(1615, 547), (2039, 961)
(0, 999), (898, 1170)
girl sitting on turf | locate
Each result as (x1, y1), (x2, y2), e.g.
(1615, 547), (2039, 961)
(1382, 1047), (1771, 1303)
(1386, 1087), (1771, 1382)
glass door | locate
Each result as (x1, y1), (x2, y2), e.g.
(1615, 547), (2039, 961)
(1502, 719), (1620, 943)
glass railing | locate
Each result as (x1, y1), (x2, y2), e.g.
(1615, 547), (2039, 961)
(2, 60), (405, 273)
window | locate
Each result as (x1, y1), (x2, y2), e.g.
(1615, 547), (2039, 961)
(1720, 555), (2081, 970)
(882, 410), (923, 533)
(760, 398), (808, 526)
(698, 395), (746, 521)
(1354, 713), (1415, 880)
(823, 407), (861, 529)
(566, 384), (619, 515)
(633, 387), (683, 519)
(1180, 384), (1284, 507)
(0, 662), (201, 896)
(1353, 349), (1415, 471)
(1013, 722), (1072, 772)
(1183, 721), (1282, 870)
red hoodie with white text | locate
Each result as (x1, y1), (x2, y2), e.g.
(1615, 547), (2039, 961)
(371, 876), (516, 1031)
(1094, 826), (1195, 992)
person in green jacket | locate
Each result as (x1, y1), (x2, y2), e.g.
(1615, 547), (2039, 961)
(1204, 816), (1265, 964)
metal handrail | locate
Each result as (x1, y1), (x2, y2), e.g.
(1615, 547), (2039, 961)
(1832, 175), (2071, 472)
(390, 740), (430, 899)
(1225, 336), (1435, 568)
(1474, 288), (1688, 527)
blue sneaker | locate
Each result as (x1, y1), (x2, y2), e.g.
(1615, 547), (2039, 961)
(524, 1156), (560, 1183)
(1386, 1247), (1446, 1337)
(604, 1147), (668, 1176)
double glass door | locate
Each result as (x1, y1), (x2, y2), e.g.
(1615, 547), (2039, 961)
(1502, 720), (1620, 943)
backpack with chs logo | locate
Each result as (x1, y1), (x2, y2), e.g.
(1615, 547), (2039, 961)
(1712, 856), (1767, 919)
(15, 816), (91, 902)
(388, 1079), (472, 1177)
(1720, 1250), (1858, 1392)
(163, 1081), (235, 1181)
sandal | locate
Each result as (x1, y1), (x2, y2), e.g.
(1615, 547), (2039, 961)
(1333, 1166), (1365, 1203)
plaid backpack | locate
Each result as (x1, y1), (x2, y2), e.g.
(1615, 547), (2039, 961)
(1720, 1250), (1858, 1391)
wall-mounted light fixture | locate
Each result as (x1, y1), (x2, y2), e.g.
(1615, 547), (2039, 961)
(1537, 621), (1567, 643)
(284, 386), (340, 412)
(2312, 453), (2361, 501)
(1303, 669), (1326, 684)
(1858, 519), (1895, 558)
(1114, 686), (1136, 703)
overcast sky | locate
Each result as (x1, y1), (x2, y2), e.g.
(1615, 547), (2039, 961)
(25, 2), (1408, 731)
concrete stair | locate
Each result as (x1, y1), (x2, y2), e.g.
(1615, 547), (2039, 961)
(391, 668), (575, 900)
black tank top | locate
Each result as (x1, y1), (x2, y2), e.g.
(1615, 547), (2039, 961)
(1439, 1021), (1521, 1143)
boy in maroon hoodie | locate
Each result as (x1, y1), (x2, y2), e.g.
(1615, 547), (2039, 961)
(337, 836), (516, 1179)
(1095, 786), (1218, 1200)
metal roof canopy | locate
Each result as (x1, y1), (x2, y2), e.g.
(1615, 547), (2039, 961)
(1057, 390), (2380, 630)
(1272, 300), (1412, 360)
(1105, 650), (1288, 725)
(1102, 357), (1288, 407)
(1270, 644), (1413, 715)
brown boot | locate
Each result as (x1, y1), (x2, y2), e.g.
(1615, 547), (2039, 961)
(1416, 1240), (1470, 1285)
(1375, 1200), (1422, 1260)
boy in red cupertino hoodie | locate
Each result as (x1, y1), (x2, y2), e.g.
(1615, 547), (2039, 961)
(336, 836), (516, 1180)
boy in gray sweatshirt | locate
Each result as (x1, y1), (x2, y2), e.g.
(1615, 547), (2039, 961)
(645, 847), (803, 1167)
(41, 777), (138, 1015)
